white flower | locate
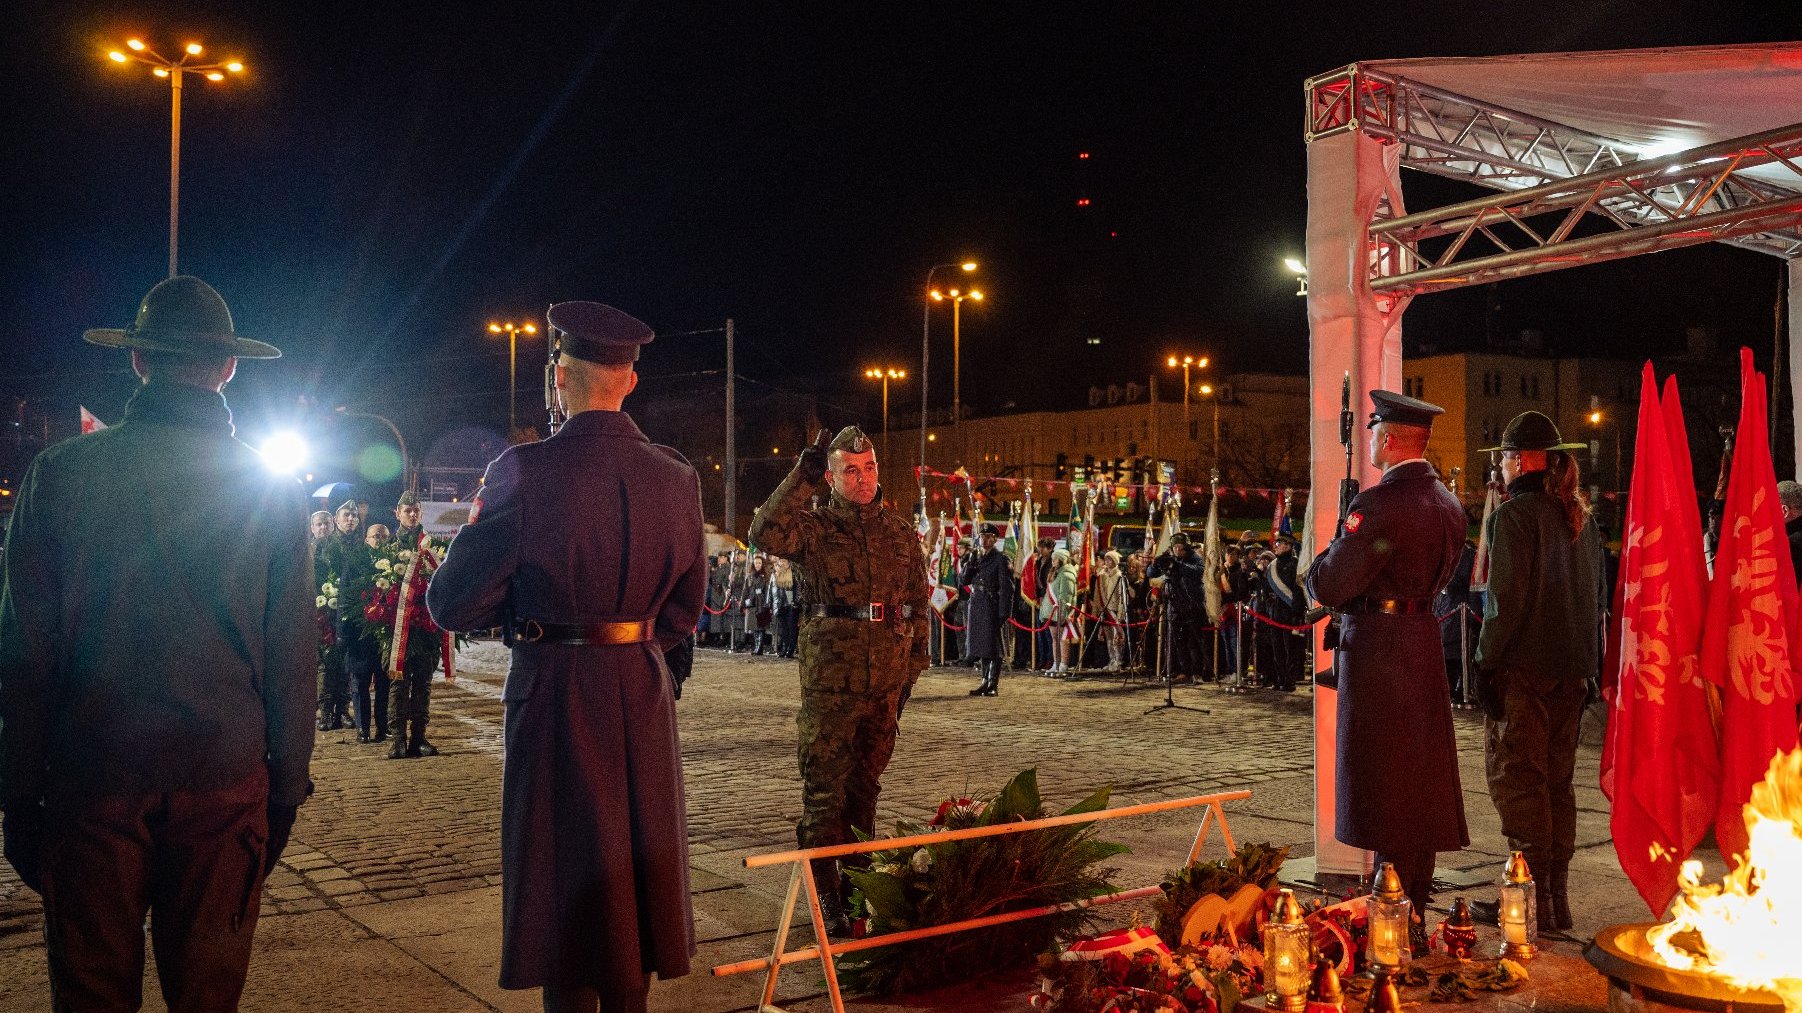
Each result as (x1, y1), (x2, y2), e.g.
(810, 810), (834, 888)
(376, 578), (391, 590)
(397, 550), (415, 562)
(374, 559), (392, 572)
(316, 595), (327, 608)
(327, 597), (338, 609)
(322, 582), (337, 596)
(910, 849), (933, 875)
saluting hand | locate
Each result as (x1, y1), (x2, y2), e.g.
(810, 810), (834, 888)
(797, 428), (833, 484)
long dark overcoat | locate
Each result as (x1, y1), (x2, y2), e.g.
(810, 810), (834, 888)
(1305, 460), (1469, 854)
(959, 549), (1014, 660)
(425, 410), (706, 992)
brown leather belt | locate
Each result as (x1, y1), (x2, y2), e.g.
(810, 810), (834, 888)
(505, 618), (655, 646)
(1342, 596), (1434, 617)
(809, 603), (915, 622)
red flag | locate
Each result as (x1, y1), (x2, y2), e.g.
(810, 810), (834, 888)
(1699, 347), (1802, 861)
(1601, 363), (1720, 915)
(79, 406), (107, 434)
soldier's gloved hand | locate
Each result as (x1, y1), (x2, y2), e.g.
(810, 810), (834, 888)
(1, 802), (46, 894)
(265, 802), (300, 875)
(797, 429), (832, 484)
(1474, 667), (1506, 721)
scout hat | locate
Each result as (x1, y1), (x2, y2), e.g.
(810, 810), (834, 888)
(1366, 389), (1443, 429)
(829, 426), (873, 454)
(84, 276), (282, 359)
(1481, 410), (1587, 453)
(545, 301), (654, 365)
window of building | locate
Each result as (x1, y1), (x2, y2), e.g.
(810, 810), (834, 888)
(1529, 375), (1540, 399)
(1403, 376), (1424, 399)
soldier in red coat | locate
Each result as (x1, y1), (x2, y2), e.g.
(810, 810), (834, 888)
(427, 301), (706, 1013)
(1306, 390), (1469, 927)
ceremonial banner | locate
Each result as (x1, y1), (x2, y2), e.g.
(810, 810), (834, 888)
(1601, 363), (1718, 916)
(1699, 348), (1801, 862)
(1203, 477), (1224, 624)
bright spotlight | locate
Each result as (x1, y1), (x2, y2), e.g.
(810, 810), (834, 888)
(260, 431), (309, 473)
(1283, 257), (1307, 275)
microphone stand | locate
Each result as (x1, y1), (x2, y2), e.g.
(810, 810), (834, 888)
(1144, 589), (1209, 716)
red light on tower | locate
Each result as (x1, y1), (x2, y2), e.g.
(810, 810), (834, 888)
(1078, 151), (1090, 159)
(1077, 198), (1091, 207)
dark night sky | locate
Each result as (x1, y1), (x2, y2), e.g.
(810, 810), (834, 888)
(2, 1), (1791, 476)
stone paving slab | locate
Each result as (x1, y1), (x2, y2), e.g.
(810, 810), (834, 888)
(0, 642), (1681, 1011)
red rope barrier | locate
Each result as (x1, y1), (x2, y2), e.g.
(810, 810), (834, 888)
(932, 609), (966, 632)
(1070, 607), (1151, 628)
(1008, 617), (1055, 633)
(1241, 608), (1321, 632)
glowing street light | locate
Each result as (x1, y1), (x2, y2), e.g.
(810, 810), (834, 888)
(1165, 353), (1211, 417)
(1198, 383), (1223, 474)
(487, 320), (540, 435)
(929, 285), (985, 441)
(863, 366), (908, 464)
(921, 260), (978, 471)
(258, 431), (309, 474)
(103, 36), (248, 277)
(1284, 256), (1308, 296)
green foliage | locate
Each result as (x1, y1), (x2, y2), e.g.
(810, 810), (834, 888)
(1152, 841), (1290, 942)
(836, 768), (1129, 995)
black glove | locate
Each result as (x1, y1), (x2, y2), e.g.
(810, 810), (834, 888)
(2, 803), (46, 894)
(265, 802), (300, 875)
(1474, 667), (1506, 721)
(797, 428), (832, 484)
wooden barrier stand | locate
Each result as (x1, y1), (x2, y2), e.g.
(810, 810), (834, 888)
(711, 788), (1253, 1013)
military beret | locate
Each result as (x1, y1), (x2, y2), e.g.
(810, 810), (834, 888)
(396, 489), (420, 507)
(1367, 389), (1444, 430)
(829, 425), (873, 454)
(546, 301), (654, 366)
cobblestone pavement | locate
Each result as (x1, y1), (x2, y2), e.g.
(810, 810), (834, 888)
(0, 642), (1675, 1011)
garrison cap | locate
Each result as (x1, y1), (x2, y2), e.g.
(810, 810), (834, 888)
(396, 489), (420, 507)
(1367, 389), (1444, 430)
(829, 426), (873, 454)
(334, 499), (358, 515)
(546, 301), (654, 366)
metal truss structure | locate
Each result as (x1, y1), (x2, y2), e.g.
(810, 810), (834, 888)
(1305, 63), (1802, 295)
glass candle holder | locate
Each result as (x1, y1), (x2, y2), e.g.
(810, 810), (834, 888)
(1498, 851), (1538, 959)
(1263, 889), (1311, 1012)
(1366, 862), (1411, 974)
(1443, 897), (1477, 959)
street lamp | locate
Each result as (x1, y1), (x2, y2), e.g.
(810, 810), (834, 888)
(921, 261), (977, 471)
(1588, 398), (1620, 491)
(104, 36), (247, 278)
(1199, 383), (1222, 477)
(1165, 354), (1211, 417)
(930, 286), (984, 445)
(863, 366), (907, 465)
(487, 320), (540, 435)
(1284, 256), (1308, 296)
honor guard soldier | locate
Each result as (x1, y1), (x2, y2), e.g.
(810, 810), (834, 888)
(385, 489), (443, 759)
(427, 301), (706, 1013)
(1305, 390), (1469, 927)
(750, 424), (932, 936)
(960, 523), (1015, 695)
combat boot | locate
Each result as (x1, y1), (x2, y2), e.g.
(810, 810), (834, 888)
(410, 727), (438, 757)
(811, 863), (852, 937)
(1549, 859), (1573, 931)
(1536, 878), (1556, 933)
(387, 725), (410, 759)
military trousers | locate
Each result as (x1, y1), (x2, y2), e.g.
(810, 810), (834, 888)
(794, 686), (905, 865)
(316, 642), (348, 717)
(40, 771), (269, 1013)
(1484, 668), (1586, 867)
(388, 646), (438, 744)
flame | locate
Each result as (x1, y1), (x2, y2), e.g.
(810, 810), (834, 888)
(1646, 748), (1802, 1012)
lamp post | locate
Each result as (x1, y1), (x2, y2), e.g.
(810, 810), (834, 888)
(487, 320), (540, 435)
(930, 286), (984, 447)
(1588, 403), (1621, 492)
(1284, 256), (1308, 297)
(105, 37), (247, 278)
(863, 367), (907, 465)
(921, 261), (977, 473)
(1199, 383), (1222, 478)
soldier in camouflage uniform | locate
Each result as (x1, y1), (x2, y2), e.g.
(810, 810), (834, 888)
(749, 425), (931, 936)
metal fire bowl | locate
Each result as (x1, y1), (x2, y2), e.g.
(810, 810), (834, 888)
(1585, 923), (1786, 1013)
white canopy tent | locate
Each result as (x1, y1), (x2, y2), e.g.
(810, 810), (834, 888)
(1302, 42), (1802, 877)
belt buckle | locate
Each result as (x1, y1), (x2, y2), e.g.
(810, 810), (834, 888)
(517, 619), (545, 644)
(868, 602), (884, 623)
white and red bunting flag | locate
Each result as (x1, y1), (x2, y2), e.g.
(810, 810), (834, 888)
(1601, 362), (1719, 916)
(1699, 347), (1801, 862)
(79, 406), (107, 433)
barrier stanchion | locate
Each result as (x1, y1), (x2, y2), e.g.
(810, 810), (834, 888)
(711, 788), (1254, 1012)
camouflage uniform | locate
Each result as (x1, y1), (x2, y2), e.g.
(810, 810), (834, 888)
(748, 427), (931, 921)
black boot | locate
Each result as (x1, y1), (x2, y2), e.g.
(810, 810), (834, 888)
(1549, 859), (1573, 931)
(387, 722), (409, 759)
(810, 863), (851, 937)
(969, 662), (994, 696)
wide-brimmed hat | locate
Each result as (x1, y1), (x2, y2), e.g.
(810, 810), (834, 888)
(84, 276), (281, 359)
(1480, 411), (1587, 453)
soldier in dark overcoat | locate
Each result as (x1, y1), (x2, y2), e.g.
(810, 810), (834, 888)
(426, 301), (705, 1013)
(1305, 390), (1469, 919)
(749, 425), (931, 936)
(959, 523), (1014, 695)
